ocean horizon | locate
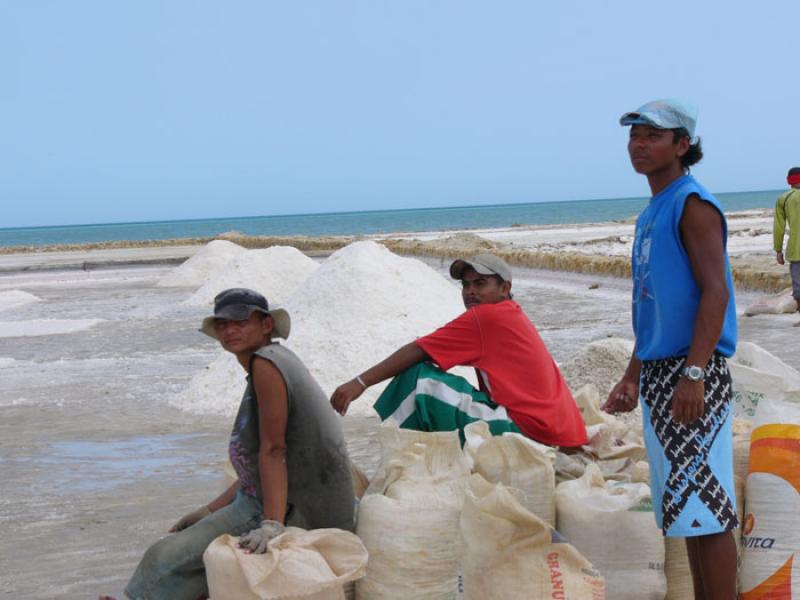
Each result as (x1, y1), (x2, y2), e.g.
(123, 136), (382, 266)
(0, 189), (779, 248)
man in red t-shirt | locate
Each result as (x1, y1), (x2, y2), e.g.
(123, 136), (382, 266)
(331, 254), (587, 447)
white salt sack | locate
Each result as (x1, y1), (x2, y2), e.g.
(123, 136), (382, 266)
(463, 420), (557, 526)
(461, 474), (606, 600)
(173, 241), (467, 416)
(729, 342), (800, 419)
(744, 288), (798, 316)
(740, 399), (800, 599)
(556, 464), (666, 600)
(157, 240), (245, 287)
(183, 246), (318, 307)
(356, 426), (469, 599)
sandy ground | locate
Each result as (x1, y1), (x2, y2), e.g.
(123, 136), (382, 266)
(0, 238), (797, 599)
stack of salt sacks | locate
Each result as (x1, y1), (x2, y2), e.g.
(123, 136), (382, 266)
(559, 338), (671, 597)
(740, 396), (800, 597)
(356, 425), (470, 598)
(459, 423), (608, 598)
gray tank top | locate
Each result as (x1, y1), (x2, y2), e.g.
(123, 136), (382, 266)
(228, 342), (354, 530)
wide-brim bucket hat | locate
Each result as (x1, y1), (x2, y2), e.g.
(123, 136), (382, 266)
(200, 287), (291, 340)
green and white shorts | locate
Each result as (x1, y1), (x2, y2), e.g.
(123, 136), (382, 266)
(374, 362), (521, 442)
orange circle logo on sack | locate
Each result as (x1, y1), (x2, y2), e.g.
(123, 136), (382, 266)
(742, 513), (755, 536)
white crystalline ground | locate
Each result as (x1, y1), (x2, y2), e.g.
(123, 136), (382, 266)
(157, 240), (246, 288)
(0, 357), (17, 368)
(378, 209), (776, 258)
(173, 241), (470, 417)
(0, 319), (103, 338)
(182, 246), (319, 307)
(0, 290), (41, 313)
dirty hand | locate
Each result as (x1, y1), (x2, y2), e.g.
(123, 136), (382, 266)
(239, 519), (285, 554)
(330, 378), (366, 416)
(602, 378), (639, 414)
(671, 377), (705, 424)
(777, 252), (785, 266)
(170, 505), (211, 533)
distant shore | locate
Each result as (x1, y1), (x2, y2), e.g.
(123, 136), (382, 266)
(0, 209), (789, 292)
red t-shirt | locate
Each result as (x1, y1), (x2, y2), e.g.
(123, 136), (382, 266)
(415, 300), (587, 447)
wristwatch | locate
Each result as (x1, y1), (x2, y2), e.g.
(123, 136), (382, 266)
(681, 365), (705, 382)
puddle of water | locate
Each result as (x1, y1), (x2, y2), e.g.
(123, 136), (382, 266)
(36, 434), (215, 493)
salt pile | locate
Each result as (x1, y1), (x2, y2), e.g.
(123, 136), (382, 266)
(173, 241), (466, 416)
(0, 290), (41, 313)
(560, 337), (635, 401)
(156, 240), (245, 288)
(182, 246), (318, 307)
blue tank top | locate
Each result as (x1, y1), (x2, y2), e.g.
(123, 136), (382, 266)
(632, 174), (737, 360)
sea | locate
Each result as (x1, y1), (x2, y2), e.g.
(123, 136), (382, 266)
(0, 189), (778, 248)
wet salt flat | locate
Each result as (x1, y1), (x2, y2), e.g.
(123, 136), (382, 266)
(0, 253), (794, 599)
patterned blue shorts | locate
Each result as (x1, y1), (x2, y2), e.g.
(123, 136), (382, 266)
(640, 353), (738, 537)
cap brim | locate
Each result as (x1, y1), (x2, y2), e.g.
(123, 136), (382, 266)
(199, 307), (291, 341)
(619, 112), (662, 128)
(449, 259), (497, 280)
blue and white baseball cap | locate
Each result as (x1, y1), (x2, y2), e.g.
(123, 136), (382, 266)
(619, 98), (698, 139)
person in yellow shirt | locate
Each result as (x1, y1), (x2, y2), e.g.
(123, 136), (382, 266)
(773, 166), (800, 326)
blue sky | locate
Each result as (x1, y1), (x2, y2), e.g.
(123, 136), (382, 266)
(1, 1), (797, 228)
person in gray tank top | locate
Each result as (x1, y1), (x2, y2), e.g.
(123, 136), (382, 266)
(102, 288), (353, 600)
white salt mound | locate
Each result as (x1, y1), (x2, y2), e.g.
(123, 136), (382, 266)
(174, 352), (245, 416)
(0, 290), (41, 313)
(182, 246), (318, 307)
(174, 241), (467, 417)
(156, 240), (245, 288)
(560, 337), (635, 401)
(0, 319), (102, 338)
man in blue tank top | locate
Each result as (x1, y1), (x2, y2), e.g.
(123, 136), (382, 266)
(602, 99), (739, 600)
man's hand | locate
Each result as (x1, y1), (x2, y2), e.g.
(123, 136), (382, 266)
(602, 378), (639, 414)
(671, 377), (705, 424)
(169, 505), (211, 533)
(330, 378), (366, 416)
(239, 519), (285, 554)
(777, 251), (785, 266)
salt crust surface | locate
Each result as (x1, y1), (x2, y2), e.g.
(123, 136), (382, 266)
(0, 319), (103, 338)
(0, 290), (41, 313)
(182, 246), (318, 307)
(173, 241), (468, 416)
(157, 240), (245, 288)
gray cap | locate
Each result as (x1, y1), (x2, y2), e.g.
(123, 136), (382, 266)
(200, 287), (291, 340)
(449, 253), (512, 282)
(619, 98), (698, 139)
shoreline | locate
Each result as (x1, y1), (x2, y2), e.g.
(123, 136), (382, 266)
(0, 208), (790, 292)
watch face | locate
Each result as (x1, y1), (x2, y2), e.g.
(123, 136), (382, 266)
(685, 366), (704, 380)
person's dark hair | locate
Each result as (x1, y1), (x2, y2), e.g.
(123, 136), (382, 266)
(672, 127), (703, 169)
(490, 274), (513, 299)
(788, 167), (800, 177)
